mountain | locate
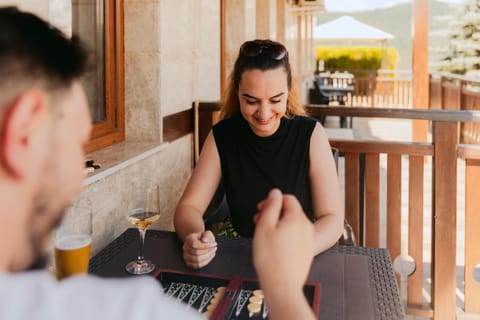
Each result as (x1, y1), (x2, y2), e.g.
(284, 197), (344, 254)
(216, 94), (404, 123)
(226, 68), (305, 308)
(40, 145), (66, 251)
(315, 0), (461, 70)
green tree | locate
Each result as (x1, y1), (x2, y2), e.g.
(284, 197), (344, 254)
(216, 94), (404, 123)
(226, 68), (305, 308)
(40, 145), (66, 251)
(436, 0), (480, 77)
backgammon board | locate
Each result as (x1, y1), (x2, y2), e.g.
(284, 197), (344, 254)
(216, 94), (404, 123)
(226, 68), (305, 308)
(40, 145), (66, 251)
(154, 269), (321, 320)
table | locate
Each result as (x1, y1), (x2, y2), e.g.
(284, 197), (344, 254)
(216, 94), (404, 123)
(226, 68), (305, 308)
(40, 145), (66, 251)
(319, 85), (354, 103)
(89, 229), (404, 320)
(319, 85), (354, 128)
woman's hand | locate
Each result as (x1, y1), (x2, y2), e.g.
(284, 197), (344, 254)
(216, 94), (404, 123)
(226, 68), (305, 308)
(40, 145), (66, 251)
(182, 230), (217, 269)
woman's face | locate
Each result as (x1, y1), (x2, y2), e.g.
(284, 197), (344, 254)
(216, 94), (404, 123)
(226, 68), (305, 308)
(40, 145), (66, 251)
(237, 67), (288, 137)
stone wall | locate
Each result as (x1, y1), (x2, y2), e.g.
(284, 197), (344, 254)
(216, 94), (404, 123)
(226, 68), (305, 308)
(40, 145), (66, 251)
(82, 136), (193, 255)
(2, 0), (219, 255)
(84, 0), (220, 254)
(124, 0), (220, 141)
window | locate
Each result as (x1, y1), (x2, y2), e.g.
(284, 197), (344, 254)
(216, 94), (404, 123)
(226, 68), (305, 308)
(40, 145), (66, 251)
(78, 0), (124, 152)
(50, 0), (124, 152)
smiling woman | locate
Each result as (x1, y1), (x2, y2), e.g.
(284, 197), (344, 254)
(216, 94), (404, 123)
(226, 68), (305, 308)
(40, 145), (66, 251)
(174, 39), (344, 270)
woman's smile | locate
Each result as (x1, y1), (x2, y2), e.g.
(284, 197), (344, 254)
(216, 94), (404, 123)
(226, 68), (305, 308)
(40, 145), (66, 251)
(254, 115), (273, 125)
(238, 67), (288, 137)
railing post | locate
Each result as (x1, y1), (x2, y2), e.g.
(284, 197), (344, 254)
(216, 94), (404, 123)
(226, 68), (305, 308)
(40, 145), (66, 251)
(370, 72), (375, 108)
(431, 120), (458, 320)
(344, 152), (361, 243)
(440, 75), (446, 110)
(465, 158), (480, 313)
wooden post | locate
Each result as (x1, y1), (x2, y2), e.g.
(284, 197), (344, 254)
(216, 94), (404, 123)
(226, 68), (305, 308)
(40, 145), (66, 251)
(345, 152), (360, 243)
(256, 0), (276, 39)
(431, 121), (458, 320)
(365, 153), (380, 247)
(408, 155), (424, 307)
(276, 0), (286, 45)
(412, 0), (429, 142)
(220, 0), (257, 125)
(387, 154), (402, 285)
(440, 76), (445, 110)
(464, 159), (480, 313)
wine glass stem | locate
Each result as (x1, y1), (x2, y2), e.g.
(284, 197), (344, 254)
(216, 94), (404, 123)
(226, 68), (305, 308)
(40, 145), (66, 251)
(137, 228), (147, 262)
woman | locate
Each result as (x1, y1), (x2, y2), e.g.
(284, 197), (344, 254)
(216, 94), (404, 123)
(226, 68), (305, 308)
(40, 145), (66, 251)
(174, 39), (343, 269)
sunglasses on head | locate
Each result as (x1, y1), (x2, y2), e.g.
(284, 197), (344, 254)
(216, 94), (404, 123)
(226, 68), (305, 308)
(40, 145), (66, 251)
(240, 41), (287, 61)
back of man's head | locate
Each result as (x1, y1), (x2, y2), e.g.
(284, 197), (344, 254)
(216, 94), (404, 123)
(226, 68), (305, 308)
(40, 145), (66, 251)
(0, 6), (88, 109)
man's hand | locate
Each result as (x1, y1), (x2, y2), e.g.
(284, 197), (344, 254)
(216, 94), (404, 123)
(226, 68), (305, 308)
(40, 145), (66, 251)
(182, 230), (217, 269)
(252, 189), (316, 320)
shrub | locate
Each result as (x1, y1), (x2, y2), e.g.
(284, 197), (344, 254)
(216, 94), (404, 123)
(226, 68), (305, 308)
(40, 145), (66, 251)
(315, 46), (399, 72)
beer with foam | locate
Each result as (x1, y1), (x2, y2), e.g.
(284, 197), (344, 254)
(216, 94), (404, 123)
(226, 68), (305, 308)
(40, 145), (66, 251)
(54, 234), (91, 280)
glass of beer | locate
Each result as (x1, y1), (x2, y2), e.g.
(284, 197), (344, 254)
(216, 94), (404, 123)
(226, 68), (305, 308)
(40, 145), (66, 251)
(54, 198), (92, 280)
(125, 182), (160, 275)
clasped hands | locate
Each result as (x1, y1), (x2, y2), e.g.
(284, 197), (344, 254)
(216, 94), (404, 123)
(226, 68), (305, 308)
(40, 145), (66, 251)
(181, 188), (315, 290)
(182, 230), (217, 269)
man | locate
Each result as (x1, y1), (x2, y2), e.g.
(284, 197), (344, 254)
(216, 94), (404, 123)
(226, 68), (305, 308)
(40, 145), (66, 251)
(0, 7), (315, 320)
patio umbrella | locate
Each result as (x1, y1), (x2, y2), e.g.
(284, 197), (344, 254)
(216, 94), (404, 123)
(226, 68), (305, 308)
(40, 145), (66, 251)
(314, 15), (394, 43)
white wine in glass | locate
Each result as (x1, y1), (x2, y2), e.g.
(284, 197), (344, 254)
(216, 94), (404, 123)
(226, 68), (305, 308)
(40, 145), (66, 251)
(127, 210), (160, 229)
(125, 183), (160, 275)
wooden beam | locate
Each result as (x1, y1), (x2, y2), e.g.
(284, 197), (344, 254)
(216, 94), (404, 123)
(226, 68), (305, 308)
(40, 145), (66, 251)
(412, 0), (429, 142)
(330, 140), (433, 157)
(306, 105), (480, 122)
(431, 121), (457, 320)
(162, 109), (193, 143)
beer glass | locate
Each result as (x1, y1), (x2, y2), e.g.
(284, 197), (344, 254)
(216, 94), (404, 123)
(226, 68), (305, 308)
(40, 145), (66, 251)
(54, 198), (92, 280)
(125, 182), (160, 275)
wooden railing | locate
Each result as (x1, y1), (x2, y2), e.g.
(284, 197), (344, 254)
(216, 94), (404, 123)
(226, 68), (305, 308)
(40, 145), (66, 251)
(323, 69), (413, 108)
(196, 101), (480, 319)
(430, 72), (480, 144)
(307, 106), (480, 320)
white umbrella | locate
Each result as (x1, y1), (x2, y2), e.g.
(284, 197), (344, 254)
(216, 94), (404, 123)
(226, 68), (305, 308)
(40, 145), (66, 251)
(314, 15), (394, 42)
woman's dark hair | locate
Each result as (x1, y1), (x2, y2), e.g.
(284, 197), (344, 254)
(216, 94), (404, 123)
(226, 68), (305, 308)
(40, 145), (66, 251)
(233, 39), (292, 90)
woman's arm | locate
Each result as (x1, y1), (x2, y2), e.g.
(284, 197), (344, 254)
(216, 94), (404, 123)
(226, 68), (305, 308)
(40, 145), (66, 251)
(174, 131), (223, 268)
(309, 123), (345, 255)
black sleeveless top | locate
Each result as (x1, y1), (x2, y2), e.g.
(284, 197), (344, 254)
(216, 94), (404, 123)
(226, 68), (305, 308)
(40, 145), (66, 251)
(212, 115), (317, 237)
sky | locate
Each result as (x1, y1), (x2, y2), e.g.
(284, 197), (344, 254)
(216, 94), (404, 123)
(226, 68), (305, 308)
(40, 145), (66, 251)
(324, 0), (464, 12)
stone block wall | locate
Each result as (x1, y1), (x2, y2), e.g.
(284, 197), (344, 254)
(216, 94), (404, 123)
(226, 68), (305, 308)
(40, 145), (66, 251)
(84, 0), (220, 254)
(82, 136), (193, 255)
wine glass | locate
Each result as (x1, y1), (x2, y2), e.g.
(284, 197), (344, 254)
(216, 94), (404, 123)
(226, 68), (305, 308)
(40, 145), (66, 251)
(125, 182), (160, 274)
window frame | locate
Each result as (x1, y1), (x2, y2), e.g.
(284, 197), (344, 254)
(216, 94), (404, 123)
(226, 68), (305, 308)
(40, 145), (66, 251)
(85, 0), (124, 153)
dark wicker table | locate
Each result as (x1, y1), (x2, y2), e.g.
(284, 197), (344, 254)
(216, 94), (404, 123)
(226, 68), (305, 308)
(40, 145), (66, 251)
(89, 229), (404, 320)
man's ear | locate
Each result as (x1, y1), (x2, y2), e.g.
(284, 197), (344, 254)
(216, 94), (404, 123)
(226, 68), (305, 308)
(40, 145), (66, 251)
(0, 89), (47, 180)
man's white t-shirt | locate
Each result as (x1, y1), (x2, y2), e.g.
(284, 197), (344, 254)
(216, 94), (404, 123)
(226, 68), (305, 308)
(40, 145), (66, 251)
(0, 271), (203, 319)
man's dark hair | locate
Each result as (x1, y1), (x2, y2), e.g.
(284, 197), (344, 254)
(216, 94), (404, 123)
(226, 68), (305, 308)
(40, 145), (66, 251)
(0, 6), (88, 102)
